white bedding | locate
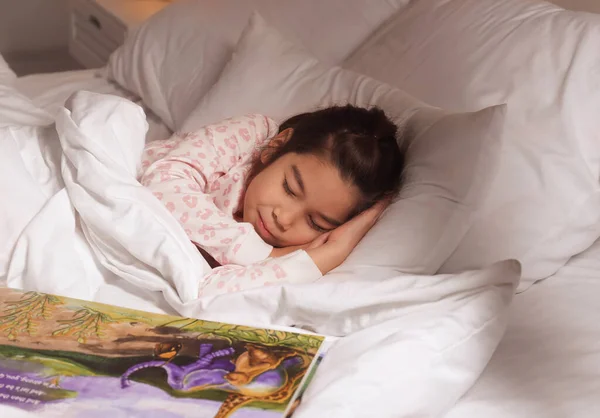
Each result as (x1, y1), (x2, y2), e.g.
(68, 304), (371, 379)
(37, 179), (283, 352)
(339, 0), (600, 413)
(14, 69), (172, 144)
(449, 236), (600, 417)
(2, 14), (598, 411)
(0, 73), (518, 417)
(7, 69), (175, 315)
(1, 0), (597, 415)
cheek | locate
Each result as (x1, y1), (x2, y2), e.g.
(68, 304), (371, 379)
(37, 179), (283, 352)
(283, 224), (322, 246)
(243, 176), (271, 220)
(248, 172), (279, 204)
(242, 180), (258, 220)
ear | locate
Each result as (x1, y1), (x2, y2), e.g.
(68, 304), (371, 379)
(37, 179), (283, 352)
(260, 128), (293, 164)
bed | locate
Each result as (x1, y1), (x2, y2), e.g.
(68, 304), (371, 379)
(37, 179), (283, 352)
(2, 0), (600, 417)
(449, 239), (600, 418)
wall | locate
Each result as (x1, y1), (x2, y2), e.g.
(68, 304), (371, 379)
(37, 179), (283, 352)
(0, 0), (595, 55)
(549, 0), (600, 13)
(0, 0), (70, 53)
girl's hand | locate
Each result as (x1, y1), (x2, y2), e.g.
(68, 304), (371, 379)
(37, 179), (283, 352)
(270, 244), (307, 258)
(269, 233), (330, 258)
(307, 199), (390, 274)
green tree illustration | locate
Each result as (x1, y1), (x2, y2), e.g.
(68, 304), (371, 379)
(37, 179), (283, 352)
(0, 292), (62, 340)
(52, 307), (115, 344)
(158, 318), (323, 353)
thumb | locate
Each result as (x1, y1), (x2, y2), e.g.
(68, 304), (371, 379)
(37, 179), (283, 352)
(355, 201), (388, 226)
(363, 199), (391, 224)
(372, 198), (392, 216)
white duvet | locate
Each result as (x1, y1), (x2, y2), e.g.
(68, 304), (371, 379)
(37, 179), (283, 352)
(0, 86), (519, 417)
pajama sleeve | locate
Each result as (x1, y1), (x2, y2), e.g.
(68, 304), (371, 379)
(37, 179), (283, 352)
(140, 114), (279, 266)
(197, 249), (323, 297)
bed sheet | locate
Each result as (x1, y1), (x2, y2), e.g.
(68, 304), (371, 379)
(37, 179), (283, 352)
(448, 236), (600, 418)
(14, 69), (171, 144)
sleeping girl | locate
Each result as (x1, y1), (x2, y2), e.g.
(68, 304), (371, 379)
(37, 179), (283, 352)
(139, 105), (404, 296)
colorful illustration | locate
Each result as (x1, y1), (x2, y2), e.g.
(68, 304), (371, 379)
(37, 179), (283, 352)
(0, 288), (324, 417)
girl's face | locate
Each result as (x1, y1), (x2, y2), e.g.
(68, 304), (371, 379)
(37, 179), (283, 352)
(243, 150), (361, 248)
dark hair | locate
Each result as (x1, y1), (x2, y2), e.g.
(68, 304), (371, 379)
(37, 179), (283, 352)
(249, 104), (405, 214)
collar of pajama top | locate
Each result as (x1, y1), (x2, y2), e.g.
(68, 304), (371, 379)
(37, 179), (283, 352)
(139, 114), (279, 267)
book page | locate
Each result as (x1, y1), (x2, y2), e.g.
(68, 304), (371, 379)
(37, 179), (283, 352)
(0, 287), (326, 418)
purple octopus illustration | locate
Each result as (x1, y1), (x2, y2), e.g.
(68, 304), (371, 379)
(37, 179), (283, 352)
(120, 343), (308, 418)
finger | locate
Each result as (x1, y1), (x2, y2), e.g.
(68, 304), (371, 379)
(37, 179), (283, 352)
(356, 202), (387, 224)
(337, 201), (389, 238)
(335, 213), (378, 241)
(363, 199), (392, 223)
(372, 198), (392, 214)
(328, 200), (391, 243)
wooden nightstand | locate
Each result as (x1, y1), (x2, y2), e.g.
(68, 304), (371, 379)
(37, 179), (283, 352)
(68, 0), (169, 69)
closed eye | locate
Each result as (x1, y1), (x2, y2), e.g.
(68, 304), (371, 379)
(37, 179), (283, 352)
(308, 216), (330, 233)
(283, 178), (295, 197)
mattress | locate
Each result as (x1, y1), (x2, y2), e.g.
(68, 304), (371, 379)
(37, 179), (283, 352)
(14, 69), (172, 144)
(450, 236), (600, 417)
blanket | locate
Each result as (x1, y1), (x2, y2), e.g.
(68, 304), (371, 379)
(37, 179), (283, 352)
(0, 88), (519, 417)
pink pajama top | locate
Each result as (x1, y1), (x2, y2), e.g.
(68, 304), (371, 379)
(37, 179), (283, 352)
(139, 114), (322, 297)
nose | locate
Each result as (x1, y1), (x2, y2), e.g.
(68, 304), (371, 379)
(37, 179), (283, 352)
(273, 205), (301, 231)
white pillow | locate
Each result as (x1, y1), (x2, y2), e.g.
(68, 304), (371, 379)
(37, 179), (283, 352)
(345, 0), (600, 291)
(13, 70), (172, 144)
(294, 261), (520, 418)
(182, 12), (507, 277)
(105, 0), (406, 130)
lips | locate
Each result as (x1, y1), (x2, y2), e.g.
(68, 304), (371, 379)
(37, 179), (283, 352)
(257, 211), (273, 239)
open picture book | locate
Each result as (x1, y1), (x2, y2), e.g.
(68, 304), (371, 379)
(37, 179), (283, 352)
(0, 287), (327, 418)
